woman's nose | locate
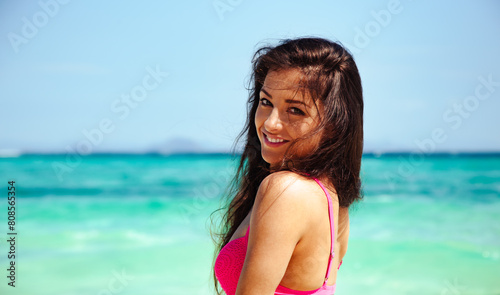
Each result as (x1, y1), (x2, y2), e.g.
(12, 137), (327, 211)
(264, 108), (282, 132)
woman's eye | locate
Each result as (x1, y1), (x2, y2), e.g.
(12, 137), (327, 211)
(290, 107), (305, 115)
(260, 98), (272, 106)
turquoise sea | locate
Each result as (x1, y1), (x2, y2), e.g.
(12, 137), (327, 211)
(0, 153), (499, 295)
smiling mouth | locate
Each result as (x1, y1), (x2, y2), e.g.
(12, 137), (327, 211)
(263, 133), (289, 146)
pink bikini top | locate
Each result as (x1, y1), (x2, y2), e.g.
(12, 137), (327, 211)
(214, 177), (342, 295)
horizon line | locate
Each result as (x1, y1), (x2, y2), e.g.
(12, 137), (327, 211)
(1, 150), (500, 158)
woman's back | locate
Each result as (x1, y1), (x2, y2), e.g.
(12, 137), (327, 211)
(215, 171), (348, 294)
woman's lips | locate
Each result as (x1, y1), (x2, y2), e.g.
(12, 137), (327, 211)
(263, 132), (289, 147)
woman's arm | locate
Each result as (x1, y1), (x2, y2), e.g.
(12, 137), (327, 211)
(235, 172), (313, 295)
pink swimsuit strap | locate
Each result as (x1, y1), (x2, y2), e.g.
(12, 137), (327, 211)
(311, 177), (336, 283)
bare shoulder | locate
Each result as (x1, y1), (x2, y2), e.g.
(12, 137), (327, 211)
(248, 171), (320, 252)
(253, 171), (327, 227)
(258, 171), (337, 203)
(240, 172), (327, 293)
(256, 171), (318, 205)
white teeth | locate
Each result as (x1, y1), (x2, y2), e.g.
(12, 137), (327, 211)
(266, 134), (285, 143)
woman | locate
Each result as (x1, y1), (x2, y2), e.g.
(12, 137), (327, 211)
(212, 37), (363, 295)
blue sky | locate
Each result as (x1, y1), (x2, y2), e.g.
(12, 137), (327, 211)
(1, 0), (499, 154)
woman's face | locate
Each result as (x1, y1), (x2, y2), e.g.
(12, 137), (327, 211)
(255, 68), (323, 168)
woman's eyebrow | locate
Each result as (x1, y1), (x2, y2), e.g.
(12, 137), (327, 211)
(260, 88), (273, 98)
(260, 88), (309, 107)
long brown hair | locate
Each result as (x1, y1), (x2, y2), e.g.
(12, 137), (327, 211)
(211, 37), (364, 294)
